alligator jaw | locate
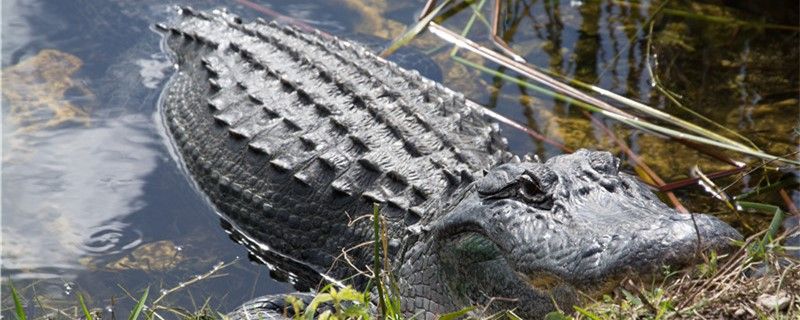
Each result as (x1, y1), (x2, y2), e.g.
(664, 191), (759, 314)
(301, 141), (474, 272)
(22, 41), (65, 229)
(506, 208), (742, 301)
(543, 209), (742, 294)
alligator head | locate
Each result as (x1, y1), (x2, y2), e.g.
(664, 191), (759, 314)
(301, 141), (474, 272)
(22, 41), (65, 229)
(398, 149), (741, 319)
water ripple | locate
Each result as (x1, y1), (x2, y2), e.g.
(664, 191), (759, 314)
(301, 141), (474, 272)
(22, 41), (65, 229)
(81, 223), (144, 256)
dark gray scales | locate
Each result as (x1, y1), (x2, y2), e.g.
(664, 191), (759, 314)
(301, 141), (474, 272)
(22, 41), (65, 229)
(159, 7), (741, 320)
(159, 8), (507, 277)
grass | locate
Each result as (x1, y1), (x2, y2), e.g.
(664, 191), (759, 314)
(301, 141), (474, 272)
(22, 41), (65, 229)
(555, 234), (799, 319)
(3, 260), (231, 320)
(7, 284), (149, 320)
(5, 262), (796, 320)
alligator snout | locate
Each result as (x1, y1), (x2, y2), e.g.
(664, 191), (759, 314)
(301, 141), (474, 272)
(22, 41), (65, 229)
(671, 213), (742, 249)
(567, 211), (742, 291)
(660, 213), (742, 265)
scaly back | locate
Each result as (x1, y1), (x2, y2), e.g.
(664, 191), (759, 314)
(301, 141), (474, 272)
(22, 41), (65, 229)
(159, 7), (507, 279)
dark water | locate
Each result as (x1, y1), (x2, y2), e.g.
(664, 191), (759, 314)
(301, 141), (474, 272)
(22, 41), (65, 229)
(2, 0), (797, 317)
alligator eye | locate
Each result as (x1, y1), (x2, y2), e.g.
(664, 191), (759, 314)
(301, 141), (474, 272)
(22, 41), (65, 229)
(518, 175), (553, 209)
(518, 175), (542, 199)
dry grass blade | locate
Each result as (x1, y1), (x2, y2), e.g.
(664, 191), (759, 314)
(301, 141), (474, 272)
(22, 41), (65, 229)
(691, 165), (735, 210)
(151, 259), (237, 309)
(659, 167), (746, 192)
(779, 189), (799, 214)
(379, 0), (452, 58)
(473, 101), (572, 152)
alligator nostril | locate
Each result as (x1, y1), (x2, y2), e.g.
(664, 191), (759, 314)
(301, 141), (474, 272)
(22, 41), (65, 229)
(589, 151), (620, 175)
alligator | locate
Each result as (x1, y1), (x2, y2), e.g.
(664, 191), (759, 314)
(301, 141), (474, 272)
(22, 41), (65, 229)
(157, 7), (742, 319)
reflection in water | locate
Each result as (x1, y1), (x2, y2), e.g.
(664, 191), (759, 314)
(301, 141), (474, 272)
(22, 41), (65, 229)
(135, 54), (173, 89)
(82, 222), (144, 255)
(1, 0), (39, 66)
(572, 1), (599, 83)
(2, 115), (158, 278)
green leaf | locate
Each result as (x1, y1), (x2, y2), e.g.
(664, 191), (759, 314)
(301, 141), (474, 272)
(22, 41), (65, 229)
(544, 311), (572, 320)
(128, 287), (149, 320)
(438, 306), (475, 320)
(10, 283), (27, 320)
(736, 201), (786, 259)
(78, 293), (94, 320)
(620, 289), (640, 306)
(573, 306), (601, 320)
(341, 304), (371, 319)
(336, 287), (366, 303)
(285, 295), (305, 319)
(304, 293), (333, 320)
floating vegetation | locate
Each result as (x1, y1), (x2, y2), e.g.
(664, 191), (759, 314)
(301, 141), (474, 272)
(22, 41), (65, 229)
(1, 49), (93, 133)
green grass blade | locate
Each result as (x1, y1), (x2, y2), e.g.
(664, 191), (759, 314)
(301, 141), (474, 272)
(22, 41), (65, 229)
(438, 306), (475, 320)
(543, 311), (572, 320)
(78, 293), (94, 320)
(128, 287), (149, 320)
(735, 201), (786, 259)
(10, 283), (27, 320)
(573, 306), (602, 320)
(372, 203), (387, 319)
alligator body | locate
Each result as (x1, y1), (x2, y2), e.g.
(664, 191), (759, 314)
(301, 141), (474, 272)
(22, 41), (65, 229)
(158, 8), (741, 319)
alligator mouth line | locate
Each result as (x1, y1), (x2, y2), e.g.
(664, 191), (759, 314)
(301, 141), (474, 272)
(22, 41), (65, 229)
(573, 266), (680, 301)
(515, 270), (572, 299)
(523, 272), (564, 292)
(520, 269), (656, 300)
